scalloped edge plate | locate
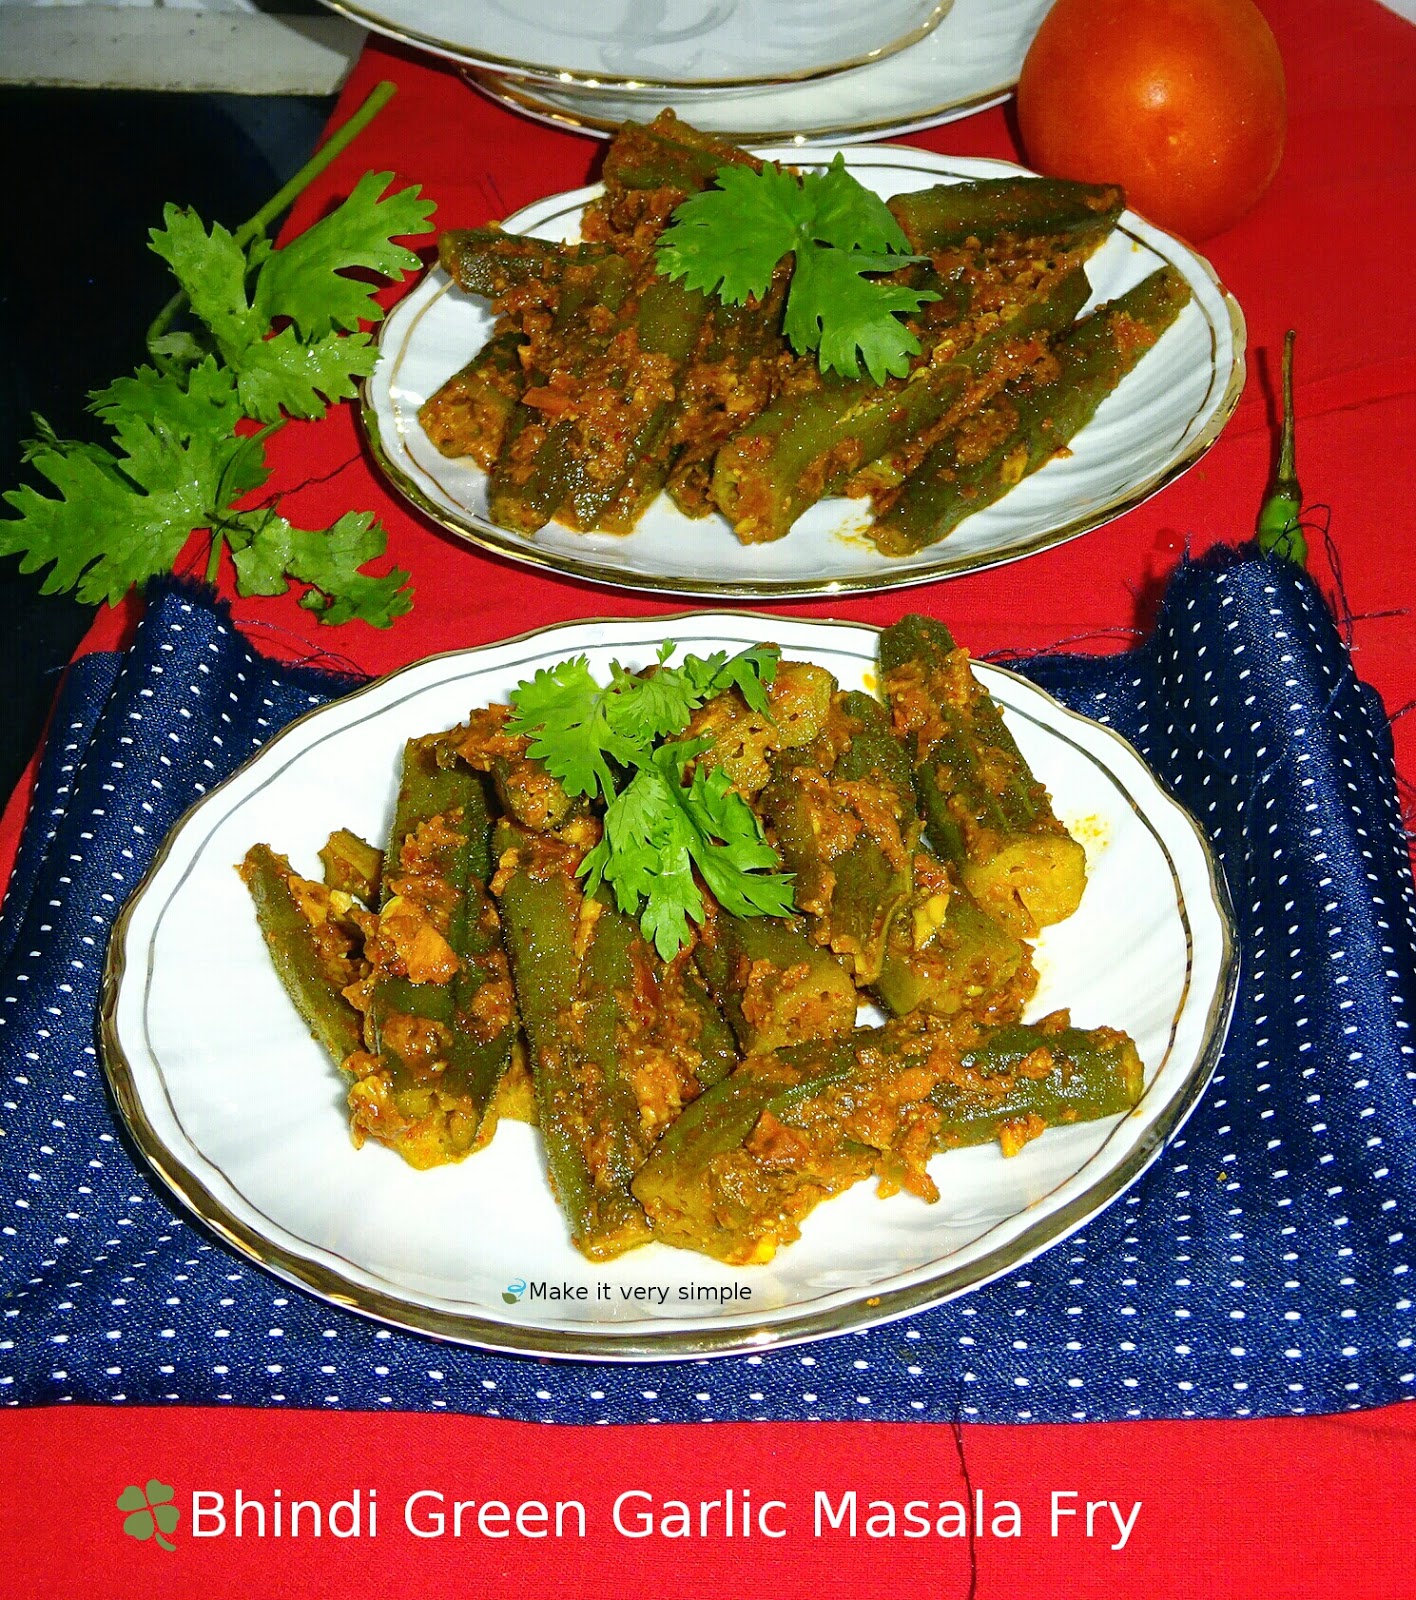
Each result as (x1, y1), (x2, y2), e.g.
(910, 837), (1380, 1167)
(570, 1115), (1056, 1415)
(364, 147), (1245, 602)
(102, 613), (1238, 1362)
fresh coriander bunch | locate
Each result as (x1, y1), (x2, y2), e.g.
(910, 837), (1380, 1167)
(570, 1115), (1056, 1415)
(1, 83), (433, 627)
(506, 641), (795, 958)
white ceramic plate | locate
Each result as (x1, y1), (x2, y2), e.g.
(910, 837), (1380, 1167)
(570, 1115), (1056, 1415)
(102, 615), (1237, 1362)
(466, 0), (1048, 144)
(364, 147), (1244, 602)
(316, 0), (949, 88)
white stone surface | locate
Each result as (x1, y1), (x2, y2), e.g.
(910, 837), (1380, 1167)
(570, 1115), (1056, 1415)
(0, 3), (363, 92)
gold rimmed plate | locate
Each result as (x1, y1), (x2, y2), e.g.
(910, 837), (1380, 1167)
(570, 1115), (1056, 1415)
(363, 147), (1245, 603)
(465, 0), (1046, 145)
(317, 0), (950, 90)
(101, 614), (1237, 1362)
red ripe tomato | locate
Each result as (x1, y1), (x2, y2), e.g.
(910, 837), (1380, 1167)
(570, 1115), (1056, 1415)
(1016, 0), (1287, 242)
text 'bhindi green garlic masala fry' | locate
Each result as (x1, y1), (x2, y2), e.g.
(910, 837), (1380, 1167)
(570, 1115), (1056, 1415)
(419, 110), (1191, 554)
(242, 616), (1144, 1267)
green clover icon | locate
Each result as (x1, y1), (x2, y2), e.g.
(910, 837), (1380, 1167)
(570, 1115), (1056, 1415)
(118, 1480), (180, 1551)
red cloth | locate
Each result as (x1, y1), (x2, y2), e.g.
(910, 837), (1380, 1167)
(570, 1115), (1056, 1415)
(4, 0), (1415, 1590)
(3, 1403), (1414, 1598)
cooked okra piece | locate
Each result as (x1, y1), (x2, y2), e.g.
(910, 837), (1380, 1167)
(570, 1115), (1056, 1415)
(318, 828), (382, 905)
(597, 109), (761, 196)
(632, 1043), (874, 1264)
(562, 275), (712, 532)
(888, 178), (1124, 253)
(493, 822), (736, 1258)
(578, 895), (737, 1126)
(931, 1017), (1145, 1155)
(660, 951), (741, 1092)
(239, 843), (366, 1070)
(443, 704), (582, 833)
(694, 910), (859, 1055)
(437, 228), (607, 297)
(493, 832), (652, 1258)
(582, 113), (762, 269)
(871, 267), (1193, 554)
(872, 849), (1036, 1025)
(711, 265), (1092, 543)
(759, 691), (919, 986)
(684, 658), (837, 797)
(880, 615), (1087, 936)
(348, 740), (516, 1169)
(665, 276), (791, 519)
(632, 1012), (1143, 1263)
(487, 251), (635, 535)
(418, 329), (529, 467)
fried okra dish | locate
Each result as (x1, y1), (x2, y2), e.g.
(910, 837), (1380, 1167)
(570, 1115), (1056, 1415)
(241, 615), (1143, 1265)
(419, 110), (1189, 556)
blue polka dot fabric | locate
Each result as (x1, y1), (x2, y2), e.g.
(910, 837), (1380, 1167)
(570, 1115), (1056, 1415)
(2, 552), (1413, 1422)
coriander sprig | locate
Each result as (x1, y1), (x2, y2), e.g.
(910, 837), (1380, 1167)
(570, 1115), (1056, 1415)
(506, 642), (795, 957)
(655, 155), (938, 384)
(1, 82), (432, 628)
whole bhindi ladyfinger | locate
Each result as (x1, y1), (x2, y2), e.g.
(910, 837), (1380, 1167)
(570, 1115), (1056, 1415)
(870, 266), (1193, 555)
(664, 274), (791, 519)
(888, 177), (1124, 253)
(631, 1039), (874, 1264)
(437, 229), (608, 297)
(710, 264), (1093, 544)
(494, 817), (738, 1255)
(632, 1012), (1143, 1263)
(879, 615), (1087, 937)
(347, 738), (516, 1169)
(418, 329), (529, 467)
(486, 250), (636, 535)
(561, 275), (712, 533)
(239, 843), (367, 1070)
(596, 110), (762, 197)
(758, 691), (920, 987)
(930, 1014), (1144, 1156)
(492, 822), (654, 1259)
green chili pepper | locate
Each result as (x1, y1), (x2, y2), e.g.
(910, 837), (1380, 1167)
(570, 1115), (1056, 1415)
(1256, 330), (1306, 565)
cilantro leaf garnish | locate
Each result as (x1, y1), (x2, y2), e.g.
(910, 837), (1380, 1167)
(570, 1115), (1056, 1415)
(583, 742), (795, 960)
(0, 82), (429, 627)
(655, 154), (938, 383)
(253, 169), (431, 337)
(507, 641), (779, 802)
(504, 654), (641, 805)
(507, 642), (794, 956)
(6, 408), (221, 607)
(786, 245), (938, 391)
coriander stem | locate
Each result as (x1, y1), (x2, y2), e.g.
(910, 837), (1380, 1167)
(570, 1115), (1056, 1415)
(233, 79), (398, 249)
(205, 529), (224, 587)
(146, 79), (399, 355)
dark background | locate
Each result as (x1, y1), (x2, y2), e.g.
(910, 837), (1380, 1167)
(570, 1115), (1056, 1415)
(0, 88), (333, 801)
